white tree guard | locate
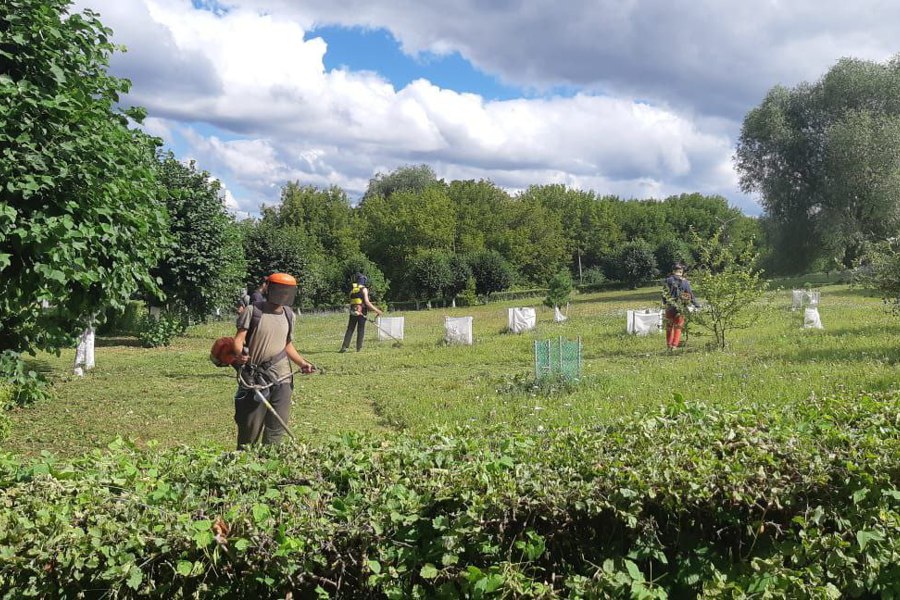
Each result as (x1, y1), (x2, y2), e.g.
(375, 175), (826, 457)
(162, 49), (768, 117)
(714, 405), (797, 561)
(73, 325), (96, 376)
(507, 307), (537, 333)
(149, 306), (162, 319)
(444, 316), (473, 345)
(803, 307), (824, 329)
(627, 309), (663, 335)
(553, 306), (568, 323)
(376, 316), (405, 341)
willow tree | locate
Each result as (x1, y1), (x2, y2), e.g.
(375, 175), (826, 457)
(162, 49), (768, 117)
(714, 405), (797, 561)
(736, 56), (900, 274)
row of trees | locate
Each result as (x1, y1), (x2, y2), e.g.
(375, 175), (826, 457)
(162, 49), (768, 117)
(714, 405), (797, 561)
(0, 0), (245, 355)
(248, 168), (761, 305)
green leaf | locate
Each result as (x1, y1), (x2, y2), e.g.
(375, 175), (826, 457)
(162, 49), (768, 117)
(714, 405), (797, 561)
(625, 559), (644, 582)
(367, 560), (381, 574)
(856, 529), (884, 551)
(252, 503), (271, 524)
(126, 566), (142, 590)
(234, 538), (250, 552)
(192, 519), (211, 532)
(176, 560), (192, 576)
(419, 563), (438, 579)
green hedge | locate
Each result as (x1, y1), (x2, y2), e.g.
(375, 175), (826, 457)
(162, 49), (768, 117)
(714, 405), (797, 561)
(97, 300), (147, 335)
(1, 393), (898, 598)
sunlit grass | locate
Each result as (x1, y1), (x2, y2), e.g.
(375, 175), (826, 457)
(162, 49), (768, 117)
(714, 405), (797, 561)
(5, 283), (898, 457)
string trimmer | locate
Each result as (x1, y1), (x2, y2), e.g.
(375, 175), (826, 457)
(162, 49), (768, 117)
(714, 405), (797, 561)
(236, 362), (321, 441)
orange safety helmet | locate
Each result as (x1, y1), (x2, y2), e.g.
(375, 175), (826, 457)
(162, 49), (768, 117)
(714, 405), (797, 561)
(267, 272), (298, 306)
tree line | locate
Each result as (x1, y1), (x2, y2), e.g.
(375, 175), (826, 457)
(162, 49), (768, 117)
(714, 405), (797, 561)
(244, 169), (760, 307)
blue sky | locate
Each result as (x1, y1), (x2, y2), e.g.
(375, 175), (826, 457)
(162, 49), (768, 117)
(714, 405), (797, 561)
(313, 26), (524, 101)
(78, 0), (900, 216)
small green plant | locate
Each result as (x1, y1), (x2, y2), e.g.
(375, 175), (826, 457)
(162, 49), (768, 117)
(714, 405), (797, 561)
(137, 312), (187, 348)
(856, 239), (900, 313)
(579, 266), (606, 286)
(497, 372), (579, 397)
(455, 276), (479, 307)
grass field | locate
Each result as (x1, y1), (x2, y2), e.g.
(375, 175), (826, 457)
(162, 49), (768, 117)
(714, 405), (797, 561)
(5, 283), (899, 457)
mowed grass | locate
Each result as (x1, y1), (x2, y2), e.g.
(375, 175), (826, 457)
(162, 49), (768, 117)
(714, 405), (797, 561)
(5, 284), (899, 457)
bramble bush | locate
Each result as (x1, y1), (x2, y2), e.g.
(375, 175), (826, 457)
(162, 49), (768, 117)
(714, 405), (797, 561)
(0, 351), (52, 409)
(0, 392), (898, 598)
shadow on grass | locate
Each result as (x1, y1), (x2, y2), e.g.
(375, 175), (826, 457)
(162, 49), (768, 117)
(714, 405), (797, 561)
(96, 336), (142, 348)
(22, 358), (55, 374)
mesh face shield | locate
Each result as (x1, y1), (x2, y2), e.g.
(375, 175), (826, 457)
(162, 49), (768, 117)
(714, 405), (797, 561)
(266, 281), (298, 307)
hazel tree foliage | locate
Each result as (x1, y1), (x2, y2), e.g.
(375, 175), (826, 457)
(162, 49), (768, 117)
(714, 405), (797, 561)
(686, 228), (768, 350)
(0, 0), (169, 353)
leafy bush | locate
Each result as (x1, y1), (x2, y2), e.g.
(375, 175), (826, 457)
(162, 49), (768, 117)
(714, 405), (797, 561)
(858, 238), (900, 313)
(137, 312), (187, 348)
(455, 276), (479, 307)
(0, 392), (897, 598)
(467, 250), (515, 296)
(97, 300), (146, 335)
(608, 240), (658, 288)
(0, 351), (52, 408)
(334, 255), (390, 303)
(407, 250), (454, 301)
(579, 266), (606, 286)
(654, 238), (692, 274)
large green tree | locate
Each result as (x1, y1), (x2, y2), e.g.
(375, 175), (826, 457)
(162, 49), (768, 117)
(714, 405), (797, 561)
(494, 193), (568, 285)
(520, 185), (621, 280)
(363, 164), (439, 201)
(151, 153), (245, 319)
(242, 224), (326, 307)
(0, 0), (169, 353)
(358, 185), (456, 284)
(736, 56), (900, 273)
(446, 179), (511, 255)
(263, 182), (359, 261)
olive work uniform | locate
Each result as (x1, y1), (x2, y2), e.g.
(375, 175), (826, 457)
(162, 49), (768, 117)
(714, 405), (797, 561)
(234, 304), (293, 447)
(340, 282), (368, 352)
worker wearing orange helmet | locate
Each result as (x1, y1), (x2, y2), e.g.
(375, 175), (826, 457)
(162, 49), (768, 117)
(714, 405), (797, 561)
(231, 273), (315, 448)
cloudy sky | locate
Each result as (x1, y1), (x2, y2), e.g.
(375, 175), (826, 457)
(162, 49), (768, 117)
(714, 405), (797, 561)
(72, 0), (900, 216)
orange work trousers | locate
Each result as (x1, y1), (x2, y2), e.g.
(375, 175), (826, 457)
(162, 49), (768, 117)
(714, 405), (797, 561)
(665, 307), (685, 348)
